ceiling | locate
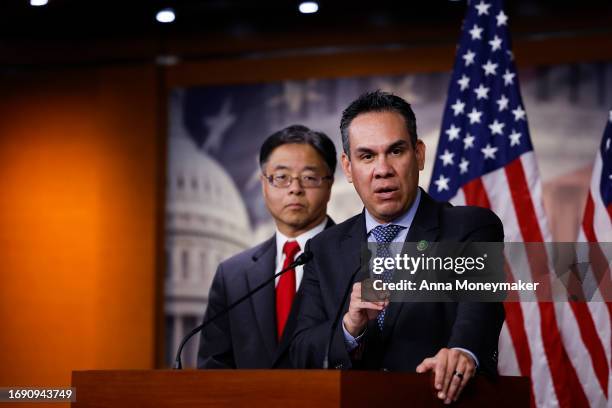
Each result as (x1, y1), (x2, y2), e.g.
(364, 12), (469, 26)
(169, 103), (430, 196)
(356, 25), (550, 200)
(2, 0), (611, 39)
(1, 0), (611, 66)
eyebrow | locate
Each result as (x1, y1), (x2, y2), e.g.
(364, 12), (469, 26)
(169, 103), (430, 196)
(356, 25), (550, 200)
(387, 140), (410, 152)
(353, 139), (410, 155)
(354, 146), (375, 156)
(271, 165), (290, 171)
(270, 165), (321, 171)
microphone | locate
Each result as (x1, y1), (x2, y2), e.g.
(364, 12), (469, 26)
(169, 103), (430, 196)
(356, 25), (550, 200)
(172, 250), (313, 369)
(322, 247), (371, 369)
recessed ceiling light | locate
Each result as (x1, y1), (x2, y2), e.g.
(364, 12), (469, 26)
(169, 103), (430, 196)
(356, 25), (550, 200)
(30, 0), (48, 6)
(299, 2), (319, 14)
(156, 8), (176, 23)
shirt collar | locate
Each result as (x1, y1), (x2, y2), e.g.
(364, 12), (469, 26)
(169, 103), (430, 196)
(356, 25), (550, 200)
(275, 217), (328, 255)
(365, 187), (422, 234)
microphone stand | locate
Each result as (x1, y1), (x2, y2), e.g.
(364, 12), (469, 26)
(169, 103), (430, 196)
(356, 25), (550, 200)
(172, 251), (313, 369)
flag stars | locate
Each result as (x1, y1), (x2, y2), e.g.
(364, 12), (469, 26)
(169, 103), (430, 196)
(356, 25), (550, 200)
(489, 119), (505, 135)
(489, 35), (502, 51)
(467, 108), (483, 124)
(474, 84), (490, 100)
(463, 133), (476, 149)
(445, 124), (461, 141)
(457, 75), (471, 91)
(482, 60), (498, 76)
(605, 137), (610, 151)
(481, 143), (498, 159)
(459, 158), (470, 174)
(434, 174), (450, 192)
(469, 24), (483, 40)
(496, 10), (508, 26)
(451, 99), (466, 116)
(509, 130), (522, 146)
(503, 69), (516, 85)
(432, 4), (536, 200)
(463, 50), (476, 66)
(512, 105), (526, 121)
(439, 149), (455, 166)
(475, 1), (491, 15)
(497, 95), (509, 111)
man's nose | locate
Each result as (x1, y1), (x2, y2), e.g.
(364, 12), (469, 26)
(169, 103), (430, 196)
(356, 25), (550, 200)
(287, 177), (305, 194)
(373, 156), (395, 179)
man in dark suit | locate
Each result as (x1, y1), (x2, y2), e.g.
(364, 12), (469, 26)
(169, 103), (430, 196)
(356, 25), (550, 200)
(197, 124), (336, 368)
(291, 91), (505, 404)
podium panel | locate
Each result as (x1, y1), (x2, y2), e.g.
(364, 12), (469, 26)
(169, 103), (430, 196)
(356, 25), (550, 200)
(71, 370), (530, 407)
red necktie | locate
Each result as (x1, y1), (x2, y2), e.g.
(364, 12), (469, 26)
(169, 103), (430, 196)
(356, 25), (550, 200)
(276, 240), (300, 340)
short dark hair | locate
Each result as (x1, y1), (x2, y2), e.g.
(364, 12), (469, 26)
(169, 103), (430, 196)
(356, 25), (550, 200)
(259, 124), (337, 174)
(340, 90), (418, 157)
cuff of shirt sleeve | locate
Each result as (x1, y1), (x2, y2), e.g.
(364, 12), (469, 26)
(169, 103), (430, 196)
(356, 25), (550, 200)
(452, 347), (479, 368)
(342, 323), (366, 352)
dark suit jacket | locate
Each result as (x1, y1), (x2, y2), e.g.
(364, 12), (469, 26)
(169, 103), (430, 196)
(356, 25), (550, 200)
(290, 190), (505, 376)
(197, 217), (334, 369)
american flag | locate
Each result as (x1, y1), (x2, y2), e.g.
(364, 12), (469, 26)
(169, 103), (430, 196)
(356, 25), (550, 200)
(575, 112), (612, 404)
(428, 1), (610, 407)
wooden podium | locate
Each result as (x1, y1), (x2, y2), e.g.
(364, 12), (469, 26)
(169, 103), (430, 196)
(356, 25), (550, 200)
(71, 370), (530, 407)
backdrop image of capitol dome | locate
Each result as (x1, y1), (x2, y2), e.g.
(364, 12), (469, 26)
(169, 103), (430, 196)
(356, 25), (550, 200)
(164, 91), (253, 366)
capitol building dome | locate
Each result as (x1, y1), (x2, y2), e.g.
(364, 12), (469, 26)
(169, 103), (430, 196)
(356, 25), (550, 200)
(164, 91), (252, 367)
(166, 134), (252, 243)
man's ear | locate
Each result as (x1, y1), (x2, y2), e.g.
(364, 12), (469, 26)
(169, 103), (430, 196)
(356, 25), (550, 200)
(415, 139), (426, 171)
(260, 173), (269, 199)
(341, 152), (353, 183)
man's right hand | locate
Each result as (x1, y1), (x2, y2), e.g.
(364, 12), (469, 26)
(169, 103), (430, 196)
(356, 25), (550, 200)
(342, 282), (389, 337)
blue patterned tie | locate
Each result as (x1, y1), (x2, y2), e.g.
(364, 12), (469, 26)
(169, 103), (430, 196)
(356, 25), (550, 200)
(371, 224), (405, 330)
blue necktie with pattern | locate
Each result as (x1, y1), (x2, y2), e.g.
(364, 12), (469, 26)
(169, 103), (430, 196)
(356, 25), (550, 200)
(371, 224), (405, 330)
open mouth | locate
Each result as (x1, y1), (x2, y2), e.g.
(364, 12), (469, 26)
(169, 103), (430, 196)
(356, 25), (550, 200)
(374, 186), (399, 199)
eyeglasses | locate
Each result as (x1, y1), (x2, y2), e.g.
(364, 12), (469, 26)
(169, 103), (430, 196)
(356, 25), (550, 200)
(264, 172), (332, 188)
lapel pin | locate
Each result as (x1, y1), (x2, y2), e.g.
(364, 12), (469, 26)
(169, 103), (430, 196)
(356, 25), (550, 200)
(417, 240), (428, 251)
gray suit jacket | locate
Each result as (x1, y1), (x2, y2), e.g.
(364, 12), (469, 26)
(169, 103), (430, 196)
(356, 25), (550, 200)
(197, 217), (334, 368)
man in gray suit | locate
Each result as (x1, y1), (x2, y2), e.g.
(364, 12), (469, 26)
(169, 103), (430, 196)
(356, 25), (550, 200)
(198, 124), (336, 368)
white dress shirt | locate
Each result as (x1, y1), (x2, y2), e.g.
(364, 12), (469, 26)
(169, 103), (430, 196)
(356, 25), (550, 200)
(274, 218), (328, 289)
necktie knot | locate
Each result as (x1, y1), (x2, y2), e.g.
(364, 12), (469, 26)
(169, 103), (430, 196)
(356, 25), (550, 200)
(371, 224), (404, 243)
(282, 240), (301, 261)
